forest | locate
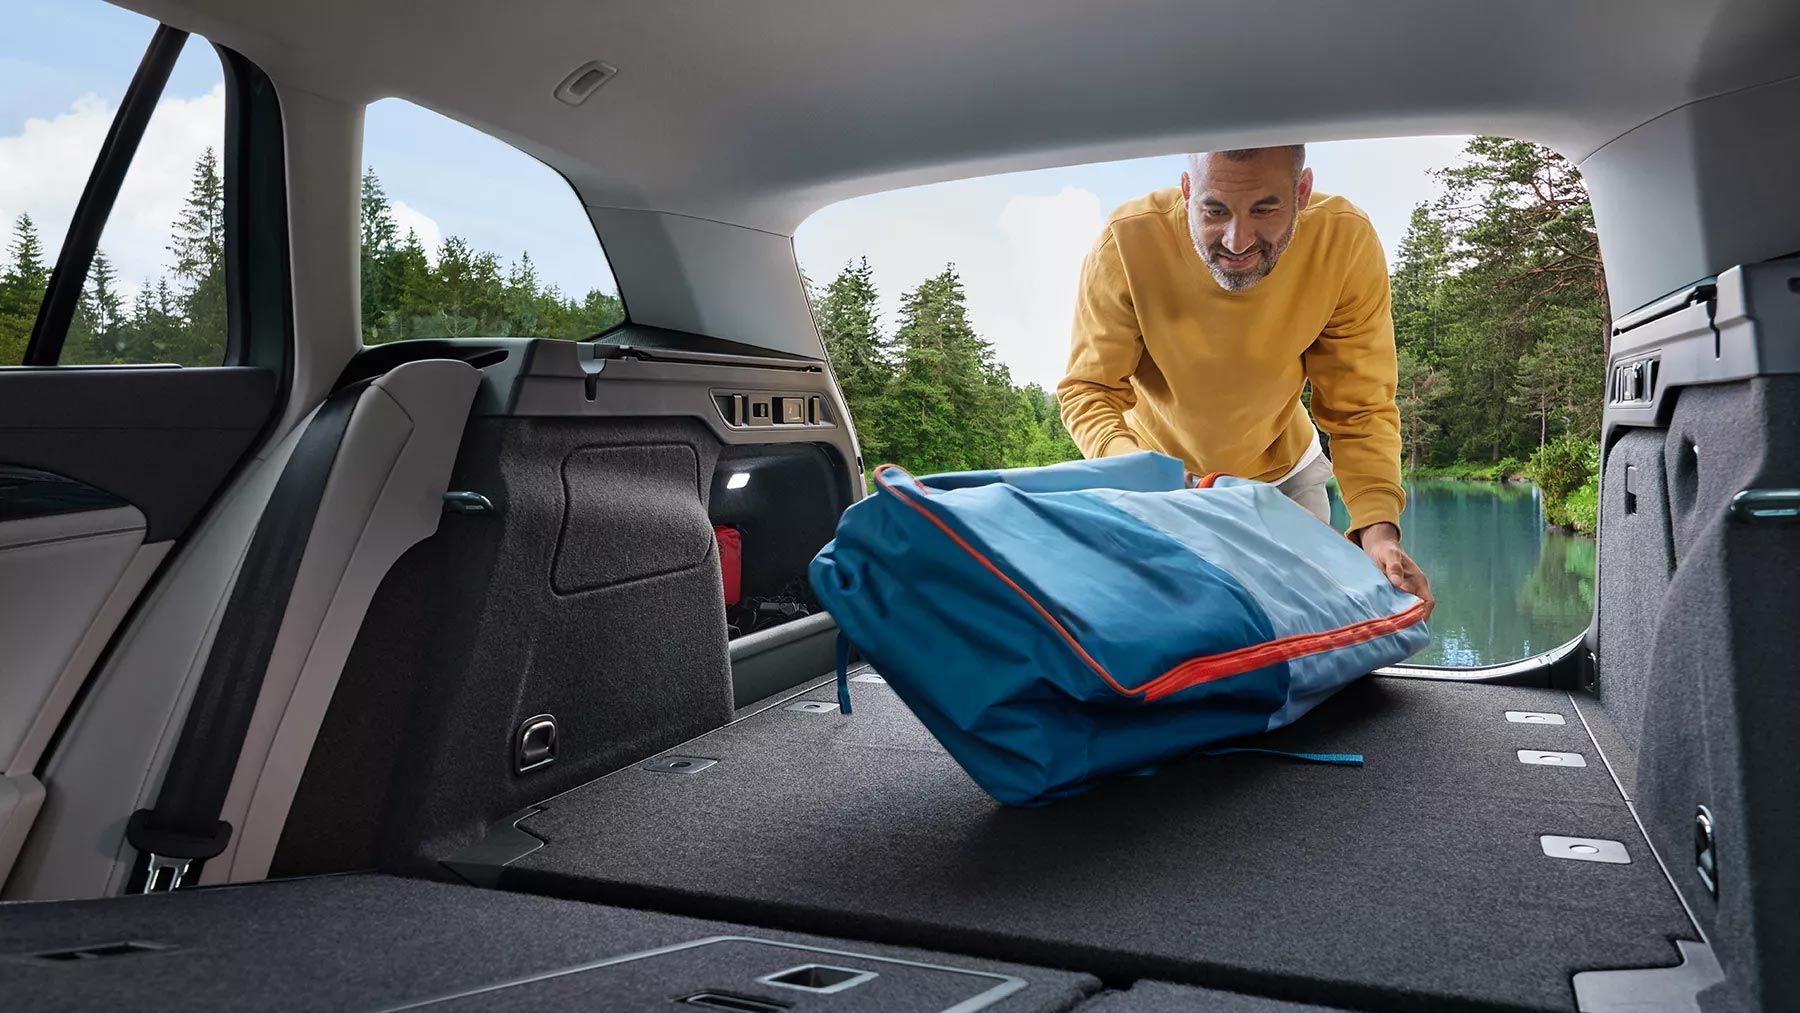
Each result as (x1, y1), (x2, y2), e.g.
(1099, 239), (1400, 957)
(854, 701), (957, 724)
(0, 150), (228, 367)
(808, 257), (1080, 476)
(1389, 137), (1607, 530)
(0, 154), (624, 367)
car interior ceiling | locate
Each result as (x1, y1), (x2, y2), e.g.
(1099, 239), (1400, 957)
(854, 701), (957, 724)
(4, 3), (1799, 1013)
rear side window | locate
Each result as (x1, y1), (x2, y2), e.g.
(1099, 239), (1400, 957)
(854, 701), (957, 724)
(358, 98), (624, 344)
(0, 0), (227, 366)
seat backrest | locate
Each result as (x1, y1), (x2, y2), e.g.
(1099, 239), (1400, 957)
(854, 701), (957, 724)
(3, 358), (479, 899)
(272, 409), (738, 877)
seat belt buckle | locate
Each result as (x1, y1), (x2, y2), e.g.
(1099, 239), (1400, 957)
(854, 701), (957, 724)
(126, 809), (232, 892)
(140, 853), (193, 893)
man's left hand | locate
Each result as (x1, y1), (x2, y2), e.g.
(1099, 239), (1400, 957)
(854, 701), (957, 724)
(1355, 523), (1434, 616)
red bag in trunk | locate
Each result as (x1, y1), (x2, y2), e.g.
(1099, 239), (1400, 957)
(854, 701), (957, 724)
(715, 525), (742, 605)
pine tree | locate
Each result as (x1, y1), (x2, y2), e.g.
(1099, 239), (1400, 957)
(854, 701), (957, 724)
(815, 258), (892, 459)
(883, 265), (1017, 472)
(1396, 347), (1452, 469)
(1390, 202), (1452, 362)
(378, 229), (433, 340)
(62, 250), (126, 364)
(0, 213), (50, 363)
(360, 167), (401, 340)
(572, 287), (625, 336)
(120, 279), (182, 362)
(503, 253), (541, 336)
(816, 258), (888, 398)
(168, 148), (227, 363)
(87, 250), (124, 357)
(1386, 137), (1607, 465)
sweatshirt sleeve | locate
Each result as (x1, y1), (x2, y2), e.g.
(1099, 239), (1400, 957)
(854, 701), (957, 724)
(1057, 229), (1146, 459)
(1303, 218), (1406, 534)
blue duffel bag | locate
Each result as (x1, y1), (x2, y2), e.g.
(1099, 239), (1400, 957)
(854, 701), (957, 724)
(809, 452), (1430, 806)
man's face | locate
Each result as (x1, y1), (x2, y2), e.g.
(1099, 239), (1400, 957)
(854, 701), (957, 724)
(1183, 151), (1313, 292)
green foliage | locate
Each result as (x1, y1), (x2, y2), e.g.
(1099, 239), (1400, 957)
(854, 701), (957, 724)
(809, 259), (1079, 479)
(1525, 435), (1600, 529)
(1563, 475), (1599, 535)
(5, 155), (618, 365)
(357, 167), (622, 343)
(0, 213), (49, 364)
(1517, 528), (1595, 630)
(1410, 458), (1526, 482)
(3, 150), (234, 367)
(1396, 346), (1452, 470)
(1392, 137), (1608, 470)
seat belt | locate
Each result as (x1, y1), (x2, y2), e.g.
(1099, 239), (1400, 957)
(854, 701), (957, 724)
(125, 383), (366, 892)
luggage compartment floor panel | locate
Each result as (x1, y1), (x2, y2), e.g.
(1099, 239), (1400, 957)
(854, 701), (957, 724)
(501, 677), (1696, 1012)
(0, 874), (1097, 1012)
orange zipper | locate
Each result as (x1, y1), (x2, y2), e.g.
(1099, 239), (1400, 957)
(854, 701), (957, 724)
(1135, 600), (1432, 701)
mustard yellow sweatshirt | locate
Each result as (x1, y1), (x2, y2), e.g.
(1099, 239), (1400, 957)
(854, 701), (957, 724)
(1057, 187), (1405, 533)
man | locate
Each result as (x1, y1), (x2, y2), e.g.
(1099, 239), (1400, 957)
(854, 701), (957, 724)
(1057, 145), (1432, 607)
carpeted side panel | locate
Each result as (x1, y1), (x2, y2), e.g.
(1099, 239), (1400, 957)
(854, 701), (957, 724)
(0, 874), (1098, 1013)
(1632, 377), (1800, 1013)
(1592, 426), (1676, 795)
(274, 417), (736, 879)
(505, 677), (1695, 1013)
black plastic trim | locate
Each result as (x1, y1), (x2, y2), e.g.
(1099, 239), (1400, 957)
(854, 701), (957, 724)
(0, 367), (277, 540)
(334, 339), (513, 391)
(0, 465), (131, 522)
(595, 324), (820, 365)
(25, 26), (188, 365)
(217, 44), (294, 378)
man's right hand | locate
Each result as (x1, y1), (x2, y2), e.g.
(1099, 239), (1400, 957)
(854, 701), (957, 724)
(1355, 522), (1434, 617)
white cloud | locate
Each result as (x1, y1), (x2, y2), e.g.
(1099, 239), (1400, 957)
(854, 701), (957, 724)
(796, 182), (1105, 389)
(992, 187), (1105, 389)
(390, 200), (443, 266)
(0, 85), (224, 292)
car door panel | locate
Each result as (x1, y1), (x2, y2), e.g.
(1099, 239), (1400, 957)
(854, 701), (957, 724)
(0, 368), (278, 541)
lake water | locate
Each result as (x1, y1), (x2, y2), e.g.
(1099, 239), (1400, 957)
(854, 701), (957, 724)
(1328, 480), (1595, 668)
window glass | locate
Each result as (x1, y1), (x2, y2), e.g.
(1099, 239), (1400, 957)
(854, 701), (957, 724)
(0, 0), (227, 365)
(796, 136), (1604, 669)
(358, 98), (624, 344)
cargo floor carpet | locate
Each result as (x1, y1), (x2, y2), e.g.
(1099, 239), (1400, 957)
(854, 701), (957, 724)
(0, 873), (1098, 1012)
(491, 676), (1696, 1013)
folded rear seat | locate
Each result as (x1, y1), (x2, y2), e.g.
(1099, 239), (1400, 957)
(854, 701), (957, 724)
(0, 873), (1098, 1012)
(460, 672), (1699, 1012)
(1078, 981), (1350, 1012)
(6, 360), (481, 898)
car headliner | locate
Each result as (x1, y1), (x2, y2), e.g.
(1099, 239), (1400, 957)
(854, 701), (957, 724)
(93, 0), (1800, 384)
(113, 0), (1800, 236)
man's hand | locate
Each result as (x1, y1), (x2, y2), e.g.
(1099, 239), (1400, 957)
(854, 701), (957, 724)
(1354, 522), (1434, 616)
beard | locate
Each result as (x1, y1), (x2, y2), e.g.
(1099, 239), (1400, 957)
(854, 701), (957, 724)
(1188, 199), (1299, 292)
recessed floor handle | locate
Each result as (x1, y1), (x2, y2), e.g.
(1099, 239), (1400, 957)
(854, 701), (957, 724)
(682, 992), (791, 1012)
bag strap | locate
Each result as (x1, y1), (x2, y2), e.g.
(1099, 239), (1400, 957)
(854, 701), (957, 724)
(835, 631), (854, 715)
(1200, 746), (1364, 766)
(126, 383), (367, 891)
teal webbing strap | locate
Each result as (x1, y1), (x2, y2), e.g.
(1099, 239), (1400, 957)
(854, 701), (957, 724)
(835, 631), (853, 715)
(1201, 747), (1364, 766)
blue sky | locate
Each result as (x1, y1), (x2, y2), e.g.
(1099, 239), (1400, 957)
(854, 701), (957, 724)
(1, 0), (618, 301)
(7, 0), (1468, 384)
(0, 1), (219, 136)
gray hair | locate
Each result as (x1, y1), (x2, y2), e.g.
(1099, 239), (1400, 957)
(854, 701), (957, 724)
(1189, 145), (1307, 180)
